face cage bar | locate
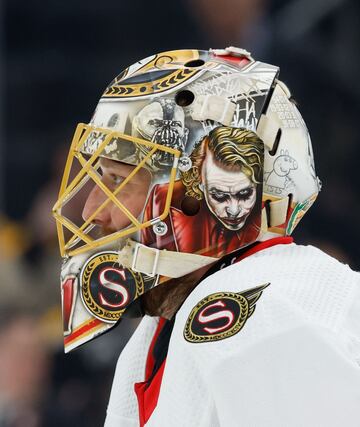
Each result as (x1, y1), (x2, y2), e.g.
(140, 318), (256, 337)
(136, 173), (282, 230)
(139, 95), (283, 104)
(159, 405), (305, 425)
(52, 123), (180, 258)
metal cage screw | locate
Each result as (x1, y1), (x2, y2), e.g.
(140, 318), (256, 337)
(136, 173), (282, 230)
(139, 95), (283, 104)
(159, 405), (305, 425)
(152, 221), (168, 236)
(178, 156), (192, 172)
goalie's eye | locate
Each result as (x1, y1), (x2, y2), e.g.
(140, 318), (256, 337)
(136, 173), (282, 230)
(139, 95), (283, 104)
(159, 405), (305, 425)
(110, 174), (125, 187)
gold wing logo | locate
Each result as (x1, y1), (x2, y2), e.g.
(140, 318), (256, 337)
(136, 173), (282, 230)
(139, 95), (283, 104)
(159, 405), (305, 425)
(103, 50), (202, 98)
(184, 283), (270, 343)
(103, 68), (200, 98)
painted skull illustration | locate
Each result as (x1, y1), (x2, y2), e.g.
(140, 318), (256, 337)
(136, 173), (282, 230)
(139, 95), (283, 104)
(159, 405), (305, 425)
(133, 98), (189, 167)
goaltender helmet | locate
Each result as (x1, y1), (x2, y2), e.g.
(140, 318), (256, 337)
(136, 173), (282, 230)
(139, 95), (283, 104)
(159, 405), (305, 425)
(52, 47), (320, 352)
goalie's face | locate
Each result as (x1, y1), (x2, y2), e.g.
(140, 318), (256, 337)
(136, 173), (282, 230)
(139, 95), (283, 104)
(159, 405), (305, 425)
(82, 157), (151, 235)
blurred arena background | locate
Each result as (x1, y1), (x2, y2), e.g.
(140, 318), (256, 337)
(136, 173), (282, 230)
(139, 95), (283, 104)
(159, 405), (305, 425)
(1, 0), (359, 425)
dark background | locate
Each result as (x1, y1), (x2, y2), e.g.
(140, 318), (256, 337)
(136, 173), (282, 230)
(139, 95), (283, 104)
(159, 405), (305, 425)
(1, 0), (359, 425)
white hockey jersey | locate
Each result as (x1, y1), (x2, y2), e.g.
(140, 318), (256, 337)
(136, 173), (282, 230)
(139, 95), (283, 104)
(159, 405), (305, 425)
(104, 243), (360, 427)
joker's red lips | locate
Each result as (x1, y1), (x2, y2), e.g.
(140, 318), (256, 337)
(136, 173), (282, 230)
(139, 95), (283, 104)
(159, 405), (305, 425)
(221, 213), (249, 227)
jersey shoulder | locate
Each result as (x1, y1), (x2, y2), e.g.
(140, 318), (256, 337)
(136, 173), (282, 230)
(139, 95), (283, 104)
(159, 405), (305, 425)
(174, 243), (359, 349)
(159, 245), (360, 427)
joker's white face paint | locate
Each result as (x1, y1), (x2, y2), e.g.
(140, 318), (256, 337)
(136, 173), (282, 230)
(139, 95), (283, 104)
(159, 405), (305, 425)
(201, 152), (257, 231)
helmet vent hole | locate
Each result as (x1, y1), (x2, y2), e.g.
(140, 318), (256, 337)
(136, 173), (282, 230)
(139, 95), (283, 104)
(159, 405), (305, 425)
(269, 128), (282, 156)
(261, 82), (276, 115)
(264, 200), (271, 228)
(286, 193), (293, 220)
(175, 90), (195, 107)
(181, 196), (201, 216)
(184, 59), (205, 68)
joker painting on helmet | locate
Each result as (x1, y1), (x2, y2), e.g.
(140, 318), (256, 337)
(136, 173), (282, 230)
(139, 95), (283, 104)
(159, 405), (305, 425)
(142, 125), (264, 257)
(52, 48), (360, 427)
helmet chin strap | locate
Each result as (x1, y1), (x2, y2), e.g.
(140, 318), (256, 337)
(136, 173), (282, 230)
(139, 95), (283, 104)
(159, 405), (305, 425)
(117, 197), (289, 279)
(115, 182), (289, 279)
(117, 239), (218, 279)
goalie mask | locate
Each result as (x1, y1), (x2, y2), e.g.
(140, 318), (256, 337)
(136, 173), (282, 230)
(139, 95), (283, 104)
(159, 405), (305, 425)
(53, 47), (320, 352)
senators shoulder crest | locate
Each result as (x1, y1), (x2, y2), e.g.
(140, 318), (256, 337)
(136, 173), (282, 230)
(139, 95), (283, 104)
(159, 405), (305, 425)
(184, 283), (270, 343)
